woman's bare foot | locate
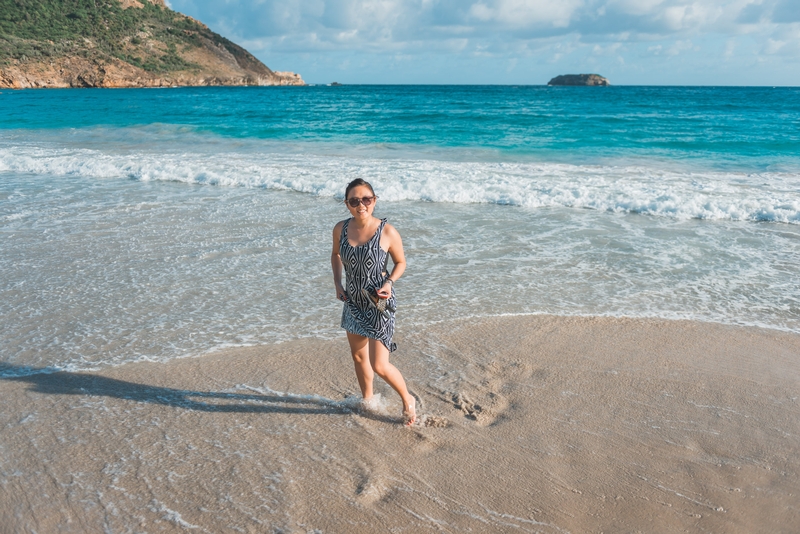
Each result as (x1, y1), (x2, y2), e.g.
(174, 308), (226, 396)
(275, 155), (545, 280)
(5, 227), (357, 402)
(402, 396), (416, 426)
(360, 394), (381, 412)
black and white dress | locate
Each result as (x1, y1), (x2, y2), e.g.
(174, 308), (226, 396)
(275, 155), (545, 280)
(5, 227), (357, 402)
(340, 217), (397, 352)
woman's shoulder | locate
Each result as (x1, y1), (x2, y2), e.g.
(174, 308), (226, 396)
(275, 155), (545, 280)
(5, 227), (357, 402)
(381, 220), (401, 238)
(332, 219), (350, 240)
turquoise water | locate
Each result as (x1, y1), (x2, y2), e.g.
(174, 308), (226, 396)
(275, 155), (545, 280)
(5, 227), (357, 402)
(1, 86), (799, 373)
(5, 86), (800, 169)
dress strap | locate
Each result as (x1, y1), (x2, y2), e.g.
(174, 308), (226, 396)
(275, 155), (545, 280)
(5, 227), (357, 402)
(377, 218), (390, 273)
(375, 218), (387, 245)
(340, 218), (350, 245)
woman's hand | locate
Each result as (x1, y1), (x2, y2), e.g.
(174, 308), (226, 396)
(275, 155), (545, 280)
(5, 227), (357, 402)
(376, 280), (392, 299)
(336, 284), (348, 302)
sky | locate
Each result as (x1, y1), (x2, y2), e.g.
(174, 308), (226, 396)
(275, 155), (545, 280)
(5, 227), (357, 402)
(165, 0), (800, 85)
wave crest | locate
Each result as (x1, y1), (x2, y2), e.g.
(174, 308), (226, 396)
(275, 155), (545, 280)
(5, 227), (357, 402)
(2, 145), (799, 224)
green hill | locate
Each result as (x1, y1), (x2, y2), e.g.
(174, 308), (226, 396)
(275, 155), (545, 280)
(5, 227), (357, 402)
(0, 0), (303, 87)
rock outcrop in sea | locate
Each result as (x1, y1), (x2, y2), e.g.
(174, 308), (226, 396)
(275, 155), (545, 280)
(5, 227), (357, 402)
(0, 0), (304, 88)
(547, 74), (610, 86)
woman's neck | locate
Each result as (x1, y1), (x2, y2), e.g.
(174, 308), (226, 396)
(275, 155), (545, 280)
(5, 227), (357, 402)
(350, 215), (376, 229)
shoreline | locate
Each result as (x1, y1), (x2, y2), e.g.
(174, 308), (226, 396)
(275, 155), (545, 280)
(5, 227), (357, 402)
(5, 312), (800, 380)
(2, 315), (799, 532)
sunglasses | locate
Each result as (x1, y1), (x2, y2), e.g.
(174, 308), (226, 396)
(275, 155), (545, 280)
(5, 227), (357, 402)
(346, 195), (376, 208)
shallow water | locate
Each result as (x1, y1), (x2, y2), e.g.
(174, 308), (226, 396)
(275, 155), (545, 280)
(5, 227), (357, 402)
(1, 86), (799, 374)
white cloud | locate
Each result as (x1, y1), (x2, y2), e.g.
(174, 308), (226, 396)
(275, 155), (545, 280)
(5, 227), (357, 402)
(168, 0), (800, 83)
(666, 38), (695, 54)
(724, 38), (735, 57)
(592, 42), (624, 54)
(170, 0), (800, 51)
(760, 23), (800, 58)
(764, 38), (785, 53)
(607, 0), (667, 17)
(467, 0), (584, 28)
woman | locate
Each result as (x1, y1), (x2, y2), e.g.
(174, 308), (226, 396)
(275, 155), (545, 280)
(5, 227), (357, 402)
(331, 178), (416, 425)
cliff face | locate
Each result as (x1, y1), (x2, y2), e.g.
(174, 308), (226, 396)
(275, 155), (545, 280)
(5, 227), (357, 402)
(0, 0), (303, 88)
(547, 74), (610, 86)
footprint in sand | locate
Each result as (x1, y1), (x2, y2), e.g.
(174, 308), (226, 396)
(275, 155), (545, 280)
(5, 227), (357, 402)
(450, 390), (508, 425)
(453, 392), (483, 420)
(418, 414), (449, 428)
(354, 471), (392, 505)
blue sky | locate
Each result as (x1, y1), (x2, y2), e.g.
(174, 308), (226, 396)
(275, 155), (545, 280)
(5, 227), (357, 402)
(166, 0), (800, 85)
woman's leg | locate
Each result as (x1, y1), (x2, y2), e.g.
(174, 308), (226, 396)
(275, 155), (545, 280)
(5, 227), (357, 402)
(368, 338), (416, 424)
(346, 331), (374, 399)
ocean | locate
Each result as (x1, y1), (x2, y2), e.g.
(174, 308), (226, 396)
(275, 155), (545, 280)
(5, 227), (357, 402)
(2, 85), (799, 375)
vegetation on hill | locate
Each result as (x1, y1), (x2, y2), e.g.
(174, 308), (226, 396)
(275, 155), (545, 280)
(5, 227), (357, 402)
(0, 0), (267, 75)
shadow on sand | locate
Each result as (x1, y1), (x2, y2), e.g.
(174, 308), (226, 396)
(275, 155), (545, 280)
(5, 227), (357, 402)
(0, 362), (398, 424)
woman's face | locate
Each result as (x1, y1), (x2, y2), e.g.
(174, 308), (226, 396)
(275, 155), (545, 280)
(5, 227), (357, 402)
(346, 185), (376, 219)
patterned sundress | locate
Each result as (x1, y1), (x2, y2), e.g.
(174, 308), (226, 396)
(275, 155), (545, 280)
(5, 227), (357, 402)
(340, 217), (397, 352)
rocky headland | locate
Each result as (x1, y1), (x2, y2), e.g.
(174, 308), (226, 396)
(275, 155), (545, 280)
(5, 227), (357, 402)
(548, 74), (610, 86)
(0, 0), (304, 88)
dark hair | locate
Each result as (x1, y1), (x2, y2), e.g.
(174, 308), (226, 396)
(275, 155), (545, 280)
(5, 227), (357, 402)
(344, 178), (375, 200)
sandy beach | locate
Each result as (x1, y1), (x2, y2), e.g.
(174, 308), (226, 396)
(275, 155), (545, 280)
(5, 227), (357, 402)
(2, 315), (799, 533)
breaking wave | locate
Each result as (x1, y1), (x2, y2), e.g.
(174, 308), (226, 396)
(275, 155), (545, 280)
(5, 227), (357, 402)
(1, 141), (799, 224)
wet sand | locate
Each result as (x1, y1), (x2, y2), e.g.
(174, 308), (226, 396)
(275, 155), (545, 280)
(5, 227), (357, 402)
(2, 315), (799, 533)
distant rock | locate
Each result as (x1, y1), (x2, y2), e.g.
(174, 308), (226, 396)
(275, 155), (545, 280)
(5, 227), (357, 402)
(547, 74), (610, 86)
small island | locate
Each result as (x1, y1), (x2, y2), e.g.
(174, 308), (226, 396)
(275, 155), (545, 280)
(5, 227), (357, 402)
(548, 74), (610, 86)
(0, 0), (304, 88)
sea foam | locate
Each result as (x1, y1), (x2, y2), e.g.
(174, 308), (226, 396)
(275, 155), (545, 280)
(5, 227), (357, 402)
(1, 144), (798, 224)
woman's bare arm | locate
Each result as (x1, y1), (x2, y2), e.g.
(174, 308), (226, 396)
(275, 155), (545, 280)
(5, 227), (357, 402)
(376, 223), (406, 298)
(332, 221), (347, 301)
